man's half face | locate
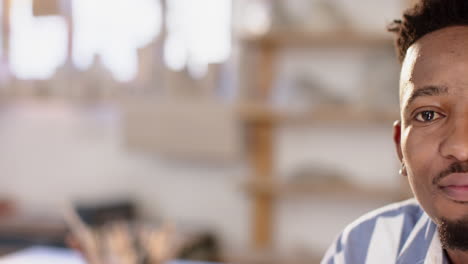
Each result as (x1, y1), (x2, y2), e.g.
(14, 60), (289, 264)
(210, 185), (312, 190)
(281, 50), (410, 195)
(395, 26), (468, 223)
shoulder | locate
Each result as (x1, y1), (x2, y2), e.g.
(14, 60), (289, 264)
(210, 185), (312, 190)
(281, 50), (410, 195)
(342, 198), (423, 238)
(321, 198), (425, 264)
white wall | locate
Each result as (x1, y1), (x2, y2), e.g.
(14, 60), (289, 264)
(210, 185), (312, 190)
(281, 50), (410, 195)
(0, 100), (401, 256)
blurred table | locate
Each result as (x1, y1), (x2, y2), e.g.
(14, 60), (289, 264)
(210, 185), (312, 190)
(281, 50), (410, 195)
(0, 246), (217, 264)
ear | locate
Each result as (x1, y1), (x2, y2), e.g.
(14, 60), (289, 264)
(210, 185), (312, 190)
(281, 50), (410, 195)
(393, 120), (403, 162)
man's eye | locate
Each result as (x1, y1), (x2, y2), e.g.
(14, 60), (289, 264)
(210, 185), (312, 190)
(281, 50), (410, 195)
(414, 110), (442, 122)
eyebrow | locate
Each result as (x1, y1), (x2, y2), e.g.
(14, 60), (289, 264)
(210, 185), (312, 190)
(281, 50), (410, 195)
(406, 85), (449, 105)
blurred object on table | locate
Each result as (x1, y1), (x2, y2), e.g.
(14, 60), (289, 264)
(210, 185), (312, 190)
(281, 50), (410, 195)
(178, 233), (220, 262)
(0, 199), (15, 218)
(64, 202), (178, 264)
(75, 199), (138, 228)
(65, 199), (221, 264)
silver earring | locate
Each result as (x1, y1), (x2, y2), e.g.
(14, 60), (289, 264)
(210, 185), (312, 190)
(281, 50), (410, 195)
(399, 163), (406, 176)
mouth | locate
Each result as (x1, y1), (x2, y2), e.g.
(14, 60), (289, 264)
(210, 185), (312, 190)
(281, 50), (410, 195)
(439, 185), (468, 203)
(437, 173), (468, 203)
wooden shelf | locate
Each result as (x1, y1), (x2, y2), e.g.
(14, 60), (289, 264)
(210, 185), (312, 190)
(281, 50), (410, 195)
(243, 179), (407, 201)
(237, 103), (399, 125)
(241, 28), (399, 249)
(242, 30), (394, 48)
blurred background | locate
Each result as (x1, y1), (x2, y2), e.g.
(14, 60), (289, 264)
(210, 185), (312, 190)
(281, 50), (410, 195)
(0, 0), (415, 263)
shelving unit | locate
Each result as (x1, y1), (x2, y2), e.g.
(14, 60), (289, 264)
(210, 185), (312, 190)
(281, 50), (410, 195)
(238, 103), (399, 124)
(241, 30), (402, 250)
(242, 179), (410, 201)
(242, 30), (394, 48)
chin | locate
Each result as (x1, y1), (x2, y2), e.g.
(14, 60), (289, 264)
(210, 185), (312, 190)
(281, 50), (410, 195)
(431, 194), (468, 223)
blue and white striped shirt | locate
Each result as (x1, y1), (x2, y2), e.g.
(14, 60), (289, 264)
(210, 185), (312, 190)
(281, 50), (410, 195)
(321, 199), (450, 264)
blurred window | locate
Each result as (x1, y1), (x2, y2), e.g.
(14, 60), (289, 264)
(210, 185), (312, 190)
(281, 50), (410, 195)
(10, 0), (67, 80)
(164, 0), (231, 78)
(9, 0), (231, 81)
(72, 0), (162, 82)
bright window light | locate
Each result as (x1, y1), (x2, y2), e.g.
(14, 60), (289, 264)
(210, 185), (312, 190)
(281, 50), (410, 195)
(9, 0), (229, 81)
(72, 0), (162, 82)
(164, 0), (231, 77)
(10, 0), (67, 80)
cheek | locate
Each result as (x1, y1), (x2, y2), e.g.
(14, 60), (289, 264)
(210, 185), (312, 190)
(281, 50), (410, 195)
(402, 128), (440, 194)
(403, 128), (468, 221)
(402, 128), (438, 170)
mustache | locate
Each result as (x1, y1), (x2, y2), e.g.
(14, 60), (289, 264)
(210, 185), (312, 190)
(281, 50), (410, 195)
(433, 162), (468, 185)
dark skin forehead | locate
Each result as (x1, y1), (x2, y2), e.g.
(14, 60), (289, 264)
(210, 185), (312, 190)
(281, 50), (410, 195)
(400, 26), (468, 112)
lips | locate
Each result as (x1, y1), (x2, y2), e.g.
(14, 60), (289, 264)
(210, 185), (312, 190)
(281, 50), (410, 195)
(438, 173), (468, 202)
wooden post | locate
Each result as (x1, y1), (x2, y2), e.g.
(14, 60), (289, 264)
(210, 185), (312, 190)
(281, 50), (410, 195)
(249, 40), (276, 249)
(256, 41), (275, 99)
(249, 120), (274, 248)
(2, 0), (10, 66)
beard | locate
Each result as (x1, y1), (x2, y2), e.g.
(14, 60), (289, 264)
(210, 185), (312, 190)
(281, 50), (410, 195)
(438, 217), (468, 251)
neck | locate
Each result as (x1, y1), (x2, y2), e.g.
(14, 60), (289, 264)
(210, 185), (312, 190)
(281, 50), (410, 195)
(446, 249), (468, 264)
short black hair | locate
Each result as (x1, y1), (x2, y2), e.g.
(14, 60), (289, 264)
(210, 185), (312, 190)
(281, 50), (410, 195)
(388, 0), (468, 63)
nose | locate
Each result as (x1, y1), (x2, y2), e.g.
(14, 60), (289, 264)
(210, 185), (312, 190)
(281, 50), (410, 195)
(440, 117), (468, 161)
